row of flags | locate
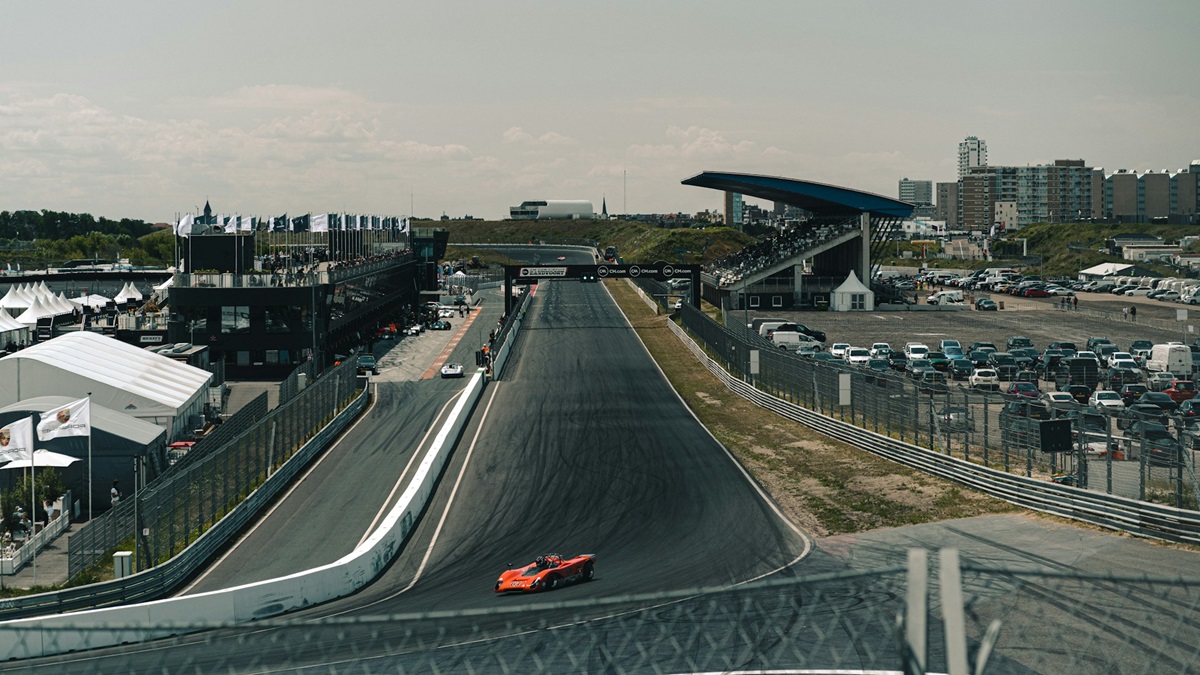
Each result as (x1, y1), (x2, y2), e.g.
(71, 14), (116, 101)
(175, 214), (410, 237)
(0, 398), (90, 463)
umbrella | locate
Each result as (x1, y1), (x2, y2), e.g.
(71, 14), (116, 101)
(0, 449), (80, 469)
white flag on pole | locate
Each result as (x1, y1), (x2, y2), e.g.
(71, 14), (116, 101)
(176, 215), (195, 237)
(311, 213), (330, 233)
(0, 416), (35, 462)
(36, 397), (91, 441)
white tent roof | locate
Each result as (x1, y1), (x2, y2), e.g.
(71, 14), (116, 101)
(0, 332), (211, 427)
(71, 293), (112, 308)
(833, 270), (872, 294)
(15, 296), (48, 324)
(0, 286), (29, 310)
(53, 292), (74, 314)
(1079, 262), (1134, 277)
(118, 282), (144, 302)
(0, 311), (27, 334)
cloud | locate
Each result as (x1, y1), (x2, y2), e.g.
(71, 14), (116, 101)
(502, 126), (575, 145)
(627, 125), (758, 159)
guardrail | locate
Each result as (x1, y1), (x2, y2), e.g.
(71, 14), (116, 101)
(0, 372), (484, 659)
(491, 290), (531, 379)
(0, 387), (368, 622)
(664, 318), (1200, 546)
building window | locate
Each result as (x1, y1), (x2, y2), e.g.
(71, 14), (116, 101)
(220, 306), (250, 334)
(772, 296), (783, 307)
(749, 296), (760, 308)
(851, 293), (865, 310)
(265, 305), (306, 334)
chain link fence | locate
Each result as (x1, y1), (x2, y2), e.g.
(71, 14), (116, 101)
(66, 358), (361, 578)
(632, 278), (1200, 511)
(3, 561), (1198, 673)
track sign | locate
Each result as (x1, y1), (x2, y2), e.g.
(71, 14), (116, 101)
(520, 267), (567, 278)
(1039, 419), (1073, 453)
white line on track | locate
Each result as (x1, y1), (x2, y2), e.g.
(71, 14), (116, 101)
(324, 381), (501, 616)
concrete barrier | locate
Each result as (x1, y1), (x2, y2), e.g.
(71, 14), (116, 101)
(0, 371), (486, 660)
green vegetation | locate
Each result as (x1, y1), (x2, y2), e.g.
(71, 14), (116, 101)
(1014, 221), (1200, 278)
(437, 218), (754, 267)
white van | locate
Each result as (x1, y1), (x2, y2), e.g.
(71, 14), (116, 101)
(758, 321), (789, 339)
(1146, 343), (1192, 374)
(771, 331), (818, 350)
(926, 290), (964, 305)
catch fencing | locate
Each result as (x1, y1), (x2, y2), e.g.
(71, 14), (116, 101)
(633, 279), (1200, 516)
(2, 558), (1198, 673)
(66, 358), (361, 579)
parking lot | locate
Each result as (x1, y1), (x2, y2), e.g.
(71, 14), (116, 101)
(738, 293), (1195, 357)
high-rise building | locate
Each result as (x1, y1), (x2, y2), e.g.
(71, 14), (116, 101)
(936, 182), (959, 229)
(724, 191), (744, 229)
(958, 136), (987, 179)
(898, 178), (935, 218)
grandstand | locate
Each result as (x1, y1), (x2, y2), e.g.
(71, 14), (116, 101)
(683, 172), (914, 310)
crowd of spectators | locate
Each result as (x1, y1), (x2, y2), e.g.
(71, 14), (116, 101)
(704, 220), (861, 287)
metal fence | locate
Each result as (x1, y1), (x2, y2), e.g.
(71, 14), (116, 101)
(66, 358), (361, 578)
(3, 556), (1198, 673)
(629, 277), (1200, 513)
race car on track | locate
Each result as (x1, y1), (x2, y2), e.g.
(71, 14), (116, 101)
(557, 256), (566, 261)
(495, 553), (595, 593)
(440, 363), (465, 378)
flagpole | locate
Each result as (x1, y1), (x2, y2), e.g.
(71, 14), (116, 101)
(87, 391), (92, 523)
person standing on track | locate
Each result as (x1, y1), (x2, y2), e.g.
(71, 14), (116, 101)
(1129, 304), (1135, 321)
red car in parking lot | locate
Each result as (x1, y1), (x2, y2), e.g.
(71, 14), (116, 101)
(1006, 381), (1040, 398)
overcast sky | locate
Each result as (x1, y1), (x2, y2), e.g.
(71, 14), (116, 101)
(2, 1), (1197, 223)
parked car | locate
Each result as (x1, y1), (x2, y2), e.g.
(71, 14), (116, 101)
(949, 359), (975, 381)
(937, 406), (972, 431)
(926, 351), (951, 371)
(1119, 384), (1149, 407)
(918, 370), (949, 392)
(869, 342), (892, 357)
(1117, 403), (1170, 430)
(429, 320), (453, 330)
(1164, 380), (1197, 404)
(1088, 389), (1125, 412)
(1002, 399), (1052, 420)
(988, 352), (1019, 381)
(1147, 371), (1177, 392)
(830, 343), (851, 359)
(907, 358), (936, 379)
(888, 352), (909, 372)
(1137, 391), (1179, 413)
(975, 298), (998, 311)
(1122, 422), (1180, 466)
(1065, 384), (1093, 405)
(845, 347), (872, 366)
(1175, 398), (1200, 420)
(1007, 336), (1034, 350)
(903, 343), (930, 360)
(939, 339), (962, 353)
(1041, 391), (1081, 411)
(1007, 381), (1041, 398)
(970, 368), (1001, 391)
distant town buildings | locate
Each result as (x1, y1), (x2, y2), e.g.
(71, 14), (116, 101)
(935, 136), (1199, 231)
(898, 178), (935, 218)
(724, 192), (744, 229)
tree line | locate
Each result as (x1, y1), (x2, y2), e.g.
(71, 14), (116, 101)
(0, 210), (173, 267)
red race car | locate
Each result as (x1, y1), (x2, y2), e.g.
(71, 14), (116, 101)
(495, 553), (595, 593)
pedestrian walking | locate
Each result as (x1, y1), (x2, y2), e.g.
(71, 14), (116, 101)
(1072, 296), (1078, 310)
(1123, 306), (1129, 322)
(111, 479), (122, 508)
(1129, 304), (1136, 321)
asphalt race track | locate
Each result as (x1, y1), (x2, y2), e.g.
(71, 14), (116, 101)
(11, 248), (1200, 674)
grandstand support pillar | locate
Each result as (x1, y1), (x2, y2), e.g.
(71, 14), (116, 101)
(860, 212), (871, 284)
(793, 263), (804, 308)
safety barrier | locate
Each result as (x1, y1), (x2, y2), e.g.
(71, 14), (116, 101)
(0, 371), (485, 659)
(0, 385), (367, 622)
(665, 318), (1200, 546)
(491, 290), (531, 379)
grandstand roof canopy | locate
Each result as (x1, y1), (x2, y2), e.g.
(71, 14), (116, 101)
(682, 171), (914, 219)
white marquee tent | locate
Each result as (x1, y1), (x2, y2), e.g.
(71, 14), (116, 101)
(830, 270), (874, 312)
(0, 332), (212, 439)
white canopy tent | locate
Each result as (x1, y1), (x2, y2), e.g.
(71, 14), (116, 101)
(15, 296), (50, 325)
(0, 285), (30, 316)
(830, 270), (874, 312)
(114, 282), (144, 303)
(0, 332), (212, 439)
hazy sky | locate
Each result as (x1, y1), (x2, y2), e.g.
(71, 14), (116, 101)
(2, 1), (1197, 223)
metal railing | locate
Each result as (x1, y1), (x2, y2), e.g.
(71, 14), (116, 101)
(665, 301), (1200, 545)
(64, 358), (361, 580)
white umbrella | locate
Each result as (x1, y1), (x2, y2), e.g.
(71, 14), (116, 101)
(0, 449), (80, 469)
